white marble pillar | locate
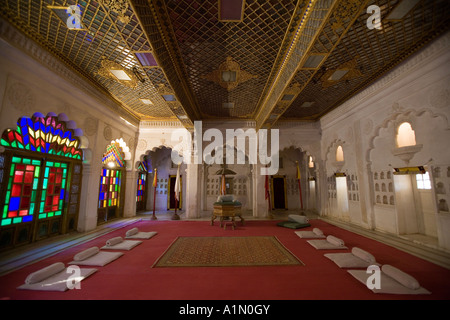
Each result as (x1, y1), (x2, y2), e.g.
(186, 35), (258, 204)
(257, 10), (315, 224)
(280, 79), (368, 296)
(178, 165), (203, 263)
(252, 164), (269, 218)
(78, 160), (102, 232)
(185, 163), (201, 219)
(123, 169), (137, 218)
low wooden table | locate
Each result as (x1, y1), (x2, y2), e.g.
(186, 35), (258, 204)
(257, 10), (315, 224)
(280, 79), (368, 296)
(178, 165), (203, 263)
(211, 203), (244, 230)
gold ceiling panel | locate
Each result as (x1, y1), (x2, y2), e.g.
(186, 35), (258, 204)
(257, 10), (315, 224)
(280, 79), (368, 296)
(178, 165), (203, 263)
(163, 0), (297, 119)
(0, 0), (179, 122)
(282, 0), (450, 120)
(0, 0), (448, 128)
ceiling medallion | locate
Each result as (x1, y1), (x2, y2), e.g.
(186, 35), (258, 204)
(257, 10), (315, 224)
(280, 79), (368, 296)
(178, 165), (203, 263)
(101, 0), (131, 24)
(201, 57), (257, 91)
(320, 57), (362, 88)
(331, 0), (362, 31)
(96, 58), (139, 88)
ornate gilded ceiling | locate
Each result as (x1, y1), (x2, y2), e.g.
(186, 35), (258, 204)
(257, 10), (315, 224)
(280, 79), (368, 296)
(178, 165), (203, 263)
(0, 0), (449, 129)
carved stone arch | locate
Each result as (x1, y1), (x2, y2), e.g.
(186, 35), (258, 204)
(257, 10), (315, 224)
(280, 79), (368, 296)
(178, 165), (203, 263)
(366, 108), (450, 164)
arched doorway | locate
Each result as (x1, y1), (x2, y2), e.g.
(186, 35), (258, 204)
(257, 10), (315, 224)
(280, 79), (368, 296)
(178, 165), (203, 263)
(0, 112), (84, 249)
(136, 157), (148, 212)
(97, 139), (129, 225)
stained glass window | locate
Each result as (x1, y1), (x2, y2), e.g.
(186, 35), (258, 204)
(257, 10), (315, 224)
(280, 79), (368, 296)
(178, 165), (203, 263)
(0, 115), (82, 160)
(38, 161), (68, 219)
(102, 143), (124, 168)
(99, 168), (121, 208)
(136, 172), (146, 203)
(1, 157), (41, 226)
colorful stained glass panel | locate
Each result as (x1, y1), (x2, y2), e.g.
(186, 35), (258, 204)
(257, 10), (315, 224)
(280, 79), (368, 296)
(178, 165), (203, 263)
(1, 115), (82, 160)
(1, 157), (40, 226)
(38, 161), (68, 219)
(98, 168), (121, 208)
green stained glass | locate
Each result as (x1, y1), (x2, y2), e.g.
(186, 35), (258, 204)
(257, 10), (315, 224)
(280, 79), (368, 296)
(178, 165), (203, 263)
(23, 158), (30, 164)
(1, 219), (11, 226)
(42, 178), (48, 189)
(34, 166), (40, 177)
(13, 217), (22, 224)
(31, 191), (36, 202)
(32, 160), (40, 165)
(45, 167), (50, 177)
(30, 203), (35, 214)
(39, 213), (46, 219)
(48, 212), (54, 218)
(12, 157), (21, 164)
(55, 211), (61, 216)
(33, 178), (39, 190)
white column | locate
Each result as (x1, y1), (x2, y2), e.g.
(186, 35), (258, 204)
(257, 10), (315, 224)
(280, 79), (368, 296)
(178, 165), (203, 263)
(123, 169), (137, 218)
(252, 164), (269, 218)
(185, 163), (201, 219)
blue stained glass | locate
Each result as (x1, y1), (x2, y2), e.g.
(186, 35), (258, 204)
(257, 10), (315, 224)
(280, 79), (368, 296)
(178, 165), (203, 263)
(23, 135), (30, 145)
(99, 193), (104, 200)
(60, 189), (65, 199)
(9, 197), (20, 211)
(30, 145), (36, 152)
(22, 215), (33, 222)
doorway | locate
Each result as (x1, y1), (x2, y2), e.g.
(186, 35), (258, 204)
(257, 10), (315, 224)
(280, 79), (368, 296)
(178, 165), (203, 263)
(168, 175), (182, 210)
(271, 176), (287, 209)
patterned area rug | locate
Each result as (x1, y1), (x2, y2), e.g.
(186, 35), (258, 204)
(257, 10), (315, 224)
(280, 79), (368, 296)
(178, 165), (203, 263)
(152, 236), (304, 267)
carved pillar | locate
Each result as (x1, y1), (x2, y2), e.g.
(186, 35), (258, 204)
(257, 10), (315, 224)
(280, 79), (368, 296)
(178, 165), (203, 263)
(123, 169), (137, 218)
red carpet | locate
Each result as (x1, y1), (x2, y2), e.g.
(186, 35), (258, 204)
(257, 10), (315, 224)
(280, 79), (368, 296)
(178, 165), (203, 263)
(1, 219), (450, 300)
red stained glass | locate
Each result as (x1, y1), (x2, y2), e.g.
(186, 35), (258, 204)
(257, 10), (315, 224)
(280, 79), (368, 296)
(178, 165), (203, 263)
(11, 184), (22, 197)
(16, 164), (25, 170)
(19, 210), (28, 216)
(48, 184), (54, 194)
(56, 174), (62, 184)
(8, 211), (18, 218)
(24, 172), (34, 183)
(26, 165), (35, 171)
(49, 173), (55, 183)
(14, 171), (24, 183)
(20, 197), (30, 209)
(53, 196), (59, 205)
(45, 196), (52, 206)
(23, 185), (32, 196)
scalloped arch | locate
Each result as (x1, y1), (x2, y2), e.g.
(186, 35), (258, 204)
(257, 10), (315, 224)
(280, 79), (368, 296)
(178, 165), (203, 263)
(366, 108), (450, 163)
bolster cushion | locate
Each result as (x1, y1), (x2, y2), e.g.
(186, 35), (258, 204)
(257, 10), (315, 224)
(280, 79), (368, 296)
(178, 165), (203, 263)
(74, 247), (100, 261)
(351, 247), (376, 263)
(106, 236), (124, 247)
(25, 262), (66, 284)
(326, 235), (345, 247)
(382, 265), (421, 290)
